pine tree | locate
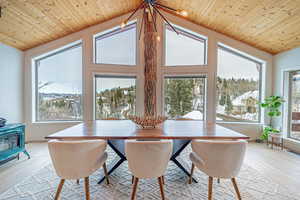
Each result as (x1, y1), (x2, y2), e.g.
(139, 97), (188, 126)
(165, 79), (194, 118)
(219, 93), (226, 106)
(225, 94), (233, 114)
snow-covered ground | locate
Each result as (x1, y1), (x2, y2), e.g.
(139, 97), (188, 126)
(232, 90), (258, 106)
(182, 110), (222, 120)
(183, 111), (203, 120)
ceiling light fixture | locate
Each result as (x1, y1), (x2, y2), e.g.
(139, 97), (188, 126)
(121, 0), (188, 40)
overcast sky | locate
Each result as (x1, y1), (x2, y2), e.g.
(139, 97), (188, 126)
(38, 25), (260, 93)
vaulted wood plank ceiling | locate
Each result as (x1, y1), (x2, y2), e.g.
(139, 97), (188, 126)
(0, 0), (300, 54)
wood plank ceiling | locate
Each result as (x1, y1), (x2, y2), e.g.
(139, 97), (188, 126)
(0, 0), (300, 54)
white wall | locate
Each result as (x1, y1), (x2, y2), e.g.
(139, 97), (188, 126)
(0, 43), (24, 123)
(24, 12), (273, 141)
(274, 47), (300, 94)
(273, 47), (300, 153)
(217, 123), (262, 141)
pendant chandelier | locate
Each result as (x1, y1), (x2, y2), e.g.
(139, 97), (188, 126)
(120, 0), (188, 40)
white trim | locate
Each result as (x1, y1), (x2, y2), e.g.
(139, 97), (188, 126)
(206, 36), (217, 123)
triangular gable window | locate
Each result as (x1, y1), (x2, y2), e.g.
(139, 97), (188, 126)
(165, 24), (207, 66)
(94, 22), (136, 65)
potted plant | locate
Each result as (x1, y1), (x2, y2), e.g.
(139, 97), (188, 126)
(259, 96), (285, 141)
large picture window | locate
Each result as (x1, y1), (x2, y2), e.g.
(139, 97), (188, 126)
(95, 76), (136, 119)
(94, 22), (136, 65)
(35, 43), (82, 121)
(216, 45), (262, 122)
(165, 24), (206, 66)
(164, 76), (206, 120)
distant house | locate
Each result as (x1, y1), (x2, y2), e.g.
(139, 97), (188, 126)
(232, 90), (258, 115)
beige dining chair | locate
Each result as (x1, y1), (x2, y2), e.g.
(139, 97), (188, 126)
(125, 140), (173, 200)
(189, 140), (247, 200)
(48, 139), (110, 200)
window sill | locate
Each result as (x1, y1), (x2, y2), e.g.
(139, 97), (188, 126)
(283, 137), (300, 144)
(31, 121), (82, 125)
(216, 121), (263, 125)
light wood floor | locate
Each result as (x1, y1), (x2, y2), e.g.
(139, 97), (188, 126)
(0, 142), (300, 195)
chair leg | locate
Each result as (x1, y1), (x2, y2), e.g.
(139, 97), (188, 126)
(76, 179), (80, 184)
(131, 177), (139, 200)
(189, 163), (195, 184)
(158, 177), (165, 200)
(217, 178), (220, 184)
(84, 177), (90, 200)
(208, 176), (213, 200)
(231, 178), (242, 200)
(54, 179), (65, 200)
(103, 162), (110, 185)
(132, 176), (134, 184)
(162, 176), (165, 185)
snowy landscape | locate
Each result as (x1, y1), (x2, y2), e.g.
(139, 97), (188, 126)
(37, 78), (260, 122)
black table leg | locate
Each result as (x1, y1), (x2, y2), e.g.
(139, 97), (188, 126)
(98, 157), (126, 184)
(171, 140), (198, 183)
(98, 140), (127, 184)
(98, 139), (197, 184)
(171, 157), (198, 183)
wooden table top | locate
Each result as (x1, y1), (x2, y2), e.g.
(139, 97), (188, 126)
(45, 120), (249, 140)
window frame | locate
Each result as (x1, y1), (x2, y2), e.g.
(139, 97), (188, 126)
(93, 22), (138, 66)
(216, 44), (263, 123)
(287, 70), (300, 141)
(164, 23), (208, 67)
(94, 75), (137, 120)
(34, 42), (83, 122)
(162, 75), (207, 120)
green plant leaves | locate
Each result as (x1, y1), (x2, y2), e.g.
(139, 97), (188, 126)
(259, 95), (284, 140)
(260, 103), (268, 107)
(261, 126), (280, 140)
(260, 95), (284, 118)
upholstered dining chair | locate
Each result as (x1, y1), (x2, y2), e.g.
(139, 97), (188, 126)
(189, 140), (247, 200)
(125, 140), (173, 200)
(48, 140), (110, 200)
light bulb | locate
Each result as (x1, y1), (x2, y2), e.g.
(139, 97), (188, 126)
(177, 10), (188, 17)
(156, 35), (161, 42)
(121, 21), (127, 29)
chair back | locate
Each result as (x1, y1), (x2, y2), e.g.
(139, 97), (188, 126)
(48, 139), (107, 179)
(125, 140), (173, 179)
(191, 140), (247, 178)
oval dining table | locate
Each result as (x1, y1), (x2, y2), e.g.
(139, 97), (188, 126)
(45, 120), (249, 184)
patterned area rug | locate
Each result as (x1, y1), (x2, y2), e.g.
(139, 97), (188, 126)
(0, 146), (299, 200)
